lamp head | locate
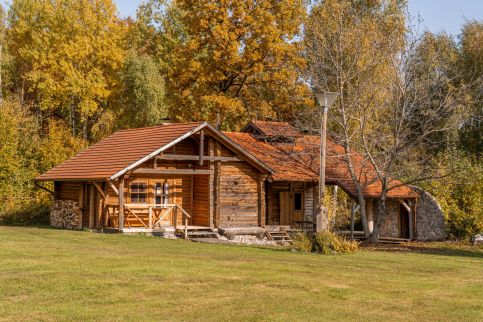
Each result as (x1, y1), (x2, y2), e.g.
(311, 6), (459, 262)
(315, 91), (339, 108)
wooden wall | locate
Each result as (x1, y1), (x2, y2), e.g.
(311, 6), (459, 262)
(219, 162), (259, 227)
(53, 134), (268, 229)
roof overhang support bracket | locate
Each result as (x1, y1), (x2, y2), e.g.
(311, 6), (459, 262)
(92, 182), (106, 199)
(107, 179), (119, 196)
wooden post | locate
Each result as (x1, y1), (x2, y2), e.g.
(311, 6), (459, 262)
(199, 130), (204, 166)
(78, 183), (84, 230)
(208, 137), (215, 228)
(213, 142), (221, 227)
(350, 200), (356, 241)
(258, 175), (267, 227)
(184, 215), (188, 240)
(174, 205), (178, 229)
(88, 184), (95, 229)
(118, 177), (125, 231)
(148, 206), (153, 229)
(266, 181), (273, 225)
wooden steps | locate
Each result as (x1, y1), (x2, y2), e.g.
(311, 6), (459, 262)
(265, 227), (293, 245)
(175, 226), (218, 240)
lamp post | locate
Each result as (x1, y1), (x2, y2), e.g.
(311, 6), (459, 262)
(315, 91), (338, 232)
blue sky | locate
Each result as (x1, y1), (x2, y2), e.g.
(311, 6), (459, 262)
(1, 0), (481, 35)
(115, 0), (483, 36)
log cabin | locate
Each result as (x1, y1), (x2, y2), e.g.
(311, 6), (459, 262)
(36, 121), (445, 241)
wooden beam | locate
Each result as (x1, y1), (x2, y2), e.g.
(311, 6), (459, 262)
(258, 175), (267, 227)
(89, 184), (95, 229)
(78, 183), (84, 230)
(267, 181), (273, 225)
(118, 177), (125, 231)
(108, 180), (119, 196)
(132, 168), (213, 175)
(92, 182), (105, 199)
(208, 137), (214, 228)
(213, 142), (221, 227)
(199, 130), (204, 166)
(156, 154), (241, 162)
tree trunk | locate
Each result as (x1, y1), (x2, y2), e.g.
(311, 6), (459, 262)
(369, 179), (388, 243)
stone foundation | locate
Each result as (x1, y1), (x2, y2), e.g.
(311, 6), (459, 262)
(411, 186), (446, 240)
(50, 200), (80, 230)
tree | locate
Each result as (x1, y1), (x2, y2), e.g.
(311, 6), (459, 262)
(458, 21), (482, 156)
(360, 27), (467, 242)
(303, 0), (406, 237)
(7, 0), (126, 140)
(116, 50), (168, 129)
(139, 0), (312, 130)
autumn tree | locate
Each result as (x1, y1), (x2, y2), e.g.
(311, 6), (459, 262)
(7, 0), (126, 140)
(458, 21), (482, 156)
(303, 0), (406, 237)
(138, 0), (312, 130)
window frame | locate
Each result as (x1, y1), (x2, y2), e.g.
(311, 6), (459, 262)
(129, 181), (147, 204)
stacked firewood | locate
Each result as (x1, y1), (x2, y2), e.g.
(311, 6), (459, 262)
(50, 200), (80, 230)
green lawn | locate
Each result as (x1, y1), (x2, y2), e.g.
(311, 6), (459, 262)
(0, 227), (482, 321)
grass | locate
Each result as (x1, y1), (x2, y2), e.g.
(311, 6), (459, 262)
(0, 227), (482, 321)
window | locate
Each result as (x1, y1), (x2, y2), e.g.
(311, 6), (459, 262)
(130, 182), (147, 203)
(154, 182), (169, 206)
(294, 192), (302, 211)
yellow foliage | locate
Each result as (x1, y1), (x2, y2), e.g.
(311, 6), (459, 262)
(8, 0), (126, 122)
(158, 0), (313, 129)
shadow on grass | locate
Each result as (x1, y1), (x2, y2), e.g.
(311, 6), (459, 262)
(372, 244), (483, 259)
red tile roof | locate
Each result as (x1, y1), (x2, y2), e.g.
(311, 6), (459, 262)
(36, 122), (204, 181)
(225, 132), (417, 199)
(242, 121), (302, 138)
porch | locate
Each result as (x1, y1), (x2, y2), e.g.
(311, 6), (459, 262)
(102, 203), (199, 238)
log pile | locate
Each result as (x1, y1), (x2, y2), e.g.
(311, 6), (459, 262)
(50, 200), (80, 230)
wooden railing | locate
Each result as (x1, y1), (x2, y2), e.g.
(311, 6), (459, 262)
(104, 203), (191, 234)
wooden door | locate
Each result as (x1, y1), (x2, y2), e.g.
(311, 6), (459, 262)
(279, 192), (290, 225)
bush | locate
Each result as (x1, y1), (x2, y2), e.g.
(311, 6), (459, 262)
(0, 203), (50, 226)
(292, 232), (313, 253)
(447, 211), (483, 241)
(314, 231), (358, 254)
(421, 154), (482, 241)
(291, 231), (358, 254)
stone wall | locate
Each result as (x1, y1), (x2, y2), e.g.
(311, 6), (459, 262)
(378, 199), (400, 238)
(411, 186), (446, 240)
(50, 200), (80, 230)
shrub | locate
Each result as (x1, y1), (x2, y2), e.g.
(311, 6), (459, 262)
(292, 232), (313, 253)
(446, 211), (483, 241)
(0, 203), (50, 226)
(314, 231), (358, 254)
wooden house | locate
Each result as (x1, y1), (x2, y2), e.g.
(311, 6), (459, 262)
(37, 121), (426, 240)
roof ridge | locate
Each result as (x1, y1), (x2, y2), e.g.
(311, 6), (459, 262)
(115, 122), (203, 133)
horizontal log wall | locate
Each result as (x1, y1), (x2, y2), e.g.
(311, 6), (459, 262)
(219, 162), (259, 227)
